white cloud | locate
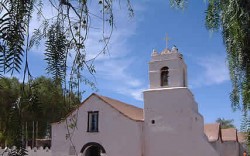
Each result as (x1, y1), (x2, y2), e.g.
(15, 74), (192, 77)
(94, 57), (146, 101)
(190, 54), (230, 88)
(13, 0), (146, 101)
(116, 88), (145, 101)
(94, 53), (146, 101)
(88, 2), (147, 101)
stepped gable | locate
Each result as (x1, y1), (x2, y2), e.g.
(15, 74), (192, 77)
(204, 123), (221, 142)
(96, 94), (144, 121)
(221, 128), (238, 142)
(237, 132), (247, 143)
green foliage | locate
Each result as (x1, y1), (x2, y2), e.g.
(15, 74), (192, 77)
(0, 0), (134, 87)
(0, 0), (33, 74)
(1, 0), (247, 153)
(170, 0), (187, 9)
(205, 0), (221, 31)
(0, 77), (20, 145)
(216, 118), (235, 129)
(172, 0), (250, 145)
(0, 1), (133, 154)
(0, 76), (80, 149)
(45, 23), (67, 83)
(204, 0), (250, 131)
(7, 97), (23, 147)
(205, 0), (250, 105)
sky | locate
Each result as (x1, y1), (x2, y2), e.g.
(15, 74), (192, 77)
(10, 0), (242, 129)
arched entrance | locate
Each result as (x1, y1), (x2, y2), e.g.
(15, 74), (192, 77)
(80, 142), (106, 156)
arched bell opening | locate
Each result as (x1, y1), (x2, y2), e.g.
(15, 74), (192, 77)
(161, 66), (169, 87)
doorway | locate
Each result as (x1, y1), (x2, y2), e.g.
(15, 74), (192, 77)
(81, 142), (106, 156)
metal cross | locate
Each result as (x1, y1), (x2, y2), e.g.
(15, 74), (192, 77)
(165, 34), (170, 49)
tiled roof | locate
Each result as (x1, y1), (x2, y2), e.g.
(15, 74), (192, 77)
(204, 123), (221, 142)
(95, 94), (144, 121)
(221, 128), (238, 142)
(52, 93), (144, 124)
(237, 132), (247, 143)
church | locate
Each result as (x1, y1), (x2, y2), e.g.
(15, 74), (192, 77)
(51, 44), (245, 156)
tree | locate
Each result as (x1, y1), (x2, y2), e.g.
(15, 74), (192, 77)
(28, 76), (80, 139)
(0, 76), (80, 147)
(172, 0), (250, 145)
(0, 0), (133, 85)
(0, 0), (249, 154)
(0, 0), (133, 153)
(203, 0), (250, 145)
(216, 118), (235, 129)
(0, 77), (20, 146)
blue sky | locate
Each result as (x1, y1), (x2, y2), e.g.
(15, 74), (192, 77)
(11, 1), (242, 128)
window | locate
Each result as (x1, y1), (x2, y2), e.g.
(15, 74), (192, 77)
(161, 66), (169, 86)
(87, 111), (99, 132)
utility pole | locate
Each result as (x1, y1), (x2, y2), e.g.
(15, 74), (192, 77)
(22, 123), (24, 147)
(32, 121), (34, 148)
(36, 121), (38, 147)
(25, 122), (28, 147)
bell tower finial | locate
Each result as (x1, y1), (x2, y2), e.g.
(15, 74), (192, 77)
(165, 33), (170, 49)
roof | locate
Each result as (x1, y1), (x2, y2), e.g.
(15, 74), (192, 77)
(237, 132), (247, 143)
(204, 123), (221, 142)
(52, 93), (144, 124)
(95, 94), (144, 121)
(221, 128), (238, 142)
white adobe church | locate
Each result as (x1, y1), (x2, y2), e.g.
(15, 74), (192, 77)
(51, 44), (244, 156)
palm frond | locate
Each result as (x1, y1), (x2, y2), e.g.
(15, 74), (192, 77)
(45, 23), (67, 84)
(0, 0), (33, 74)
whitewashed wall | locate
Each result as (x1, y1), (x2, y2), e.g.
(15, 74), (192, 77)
(143, 88), (219, 156)
(52, 95), (143, 156)
(221, 142), (240, 156)
(208, 138), (223, 156)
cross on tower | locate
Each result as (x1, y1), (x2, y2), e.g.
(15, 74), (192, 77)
(165, 34), (170, 49)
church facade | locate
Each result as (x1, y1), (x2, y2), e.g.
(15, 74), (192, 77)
(51, 46), (242, 156)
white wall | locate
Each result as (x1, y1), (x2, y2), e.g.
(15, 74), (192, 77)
(143, 87), (219, 156)
(149, 52), (187, 89)
(221, 142), (240, 156)
(210, 140), (223, 156)
(51, 95), (143, 156)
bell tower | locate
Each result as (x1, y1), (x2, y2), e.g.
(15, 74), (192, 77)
(143, 44), (219, 156)
(149, 46), (187, 89)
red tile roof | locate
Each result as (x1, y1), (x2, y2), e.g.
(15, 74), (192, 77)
(95, 94), (144, 121)
(221, 128), (238, 142)
(204, 123), (221, 142)
(237, 132), (247, 143)
(52, 93), (144, 124)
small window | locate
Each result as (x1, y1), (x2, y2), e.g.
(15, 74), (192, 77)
(87, 111), (99, 132)
(161, 66), (169, 86)
(151, 120), (155, 124)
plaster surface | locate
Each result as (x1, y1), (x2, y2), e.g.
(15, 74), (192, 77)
(143, 87), (219, 156)
(51, 95), (143, 156)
